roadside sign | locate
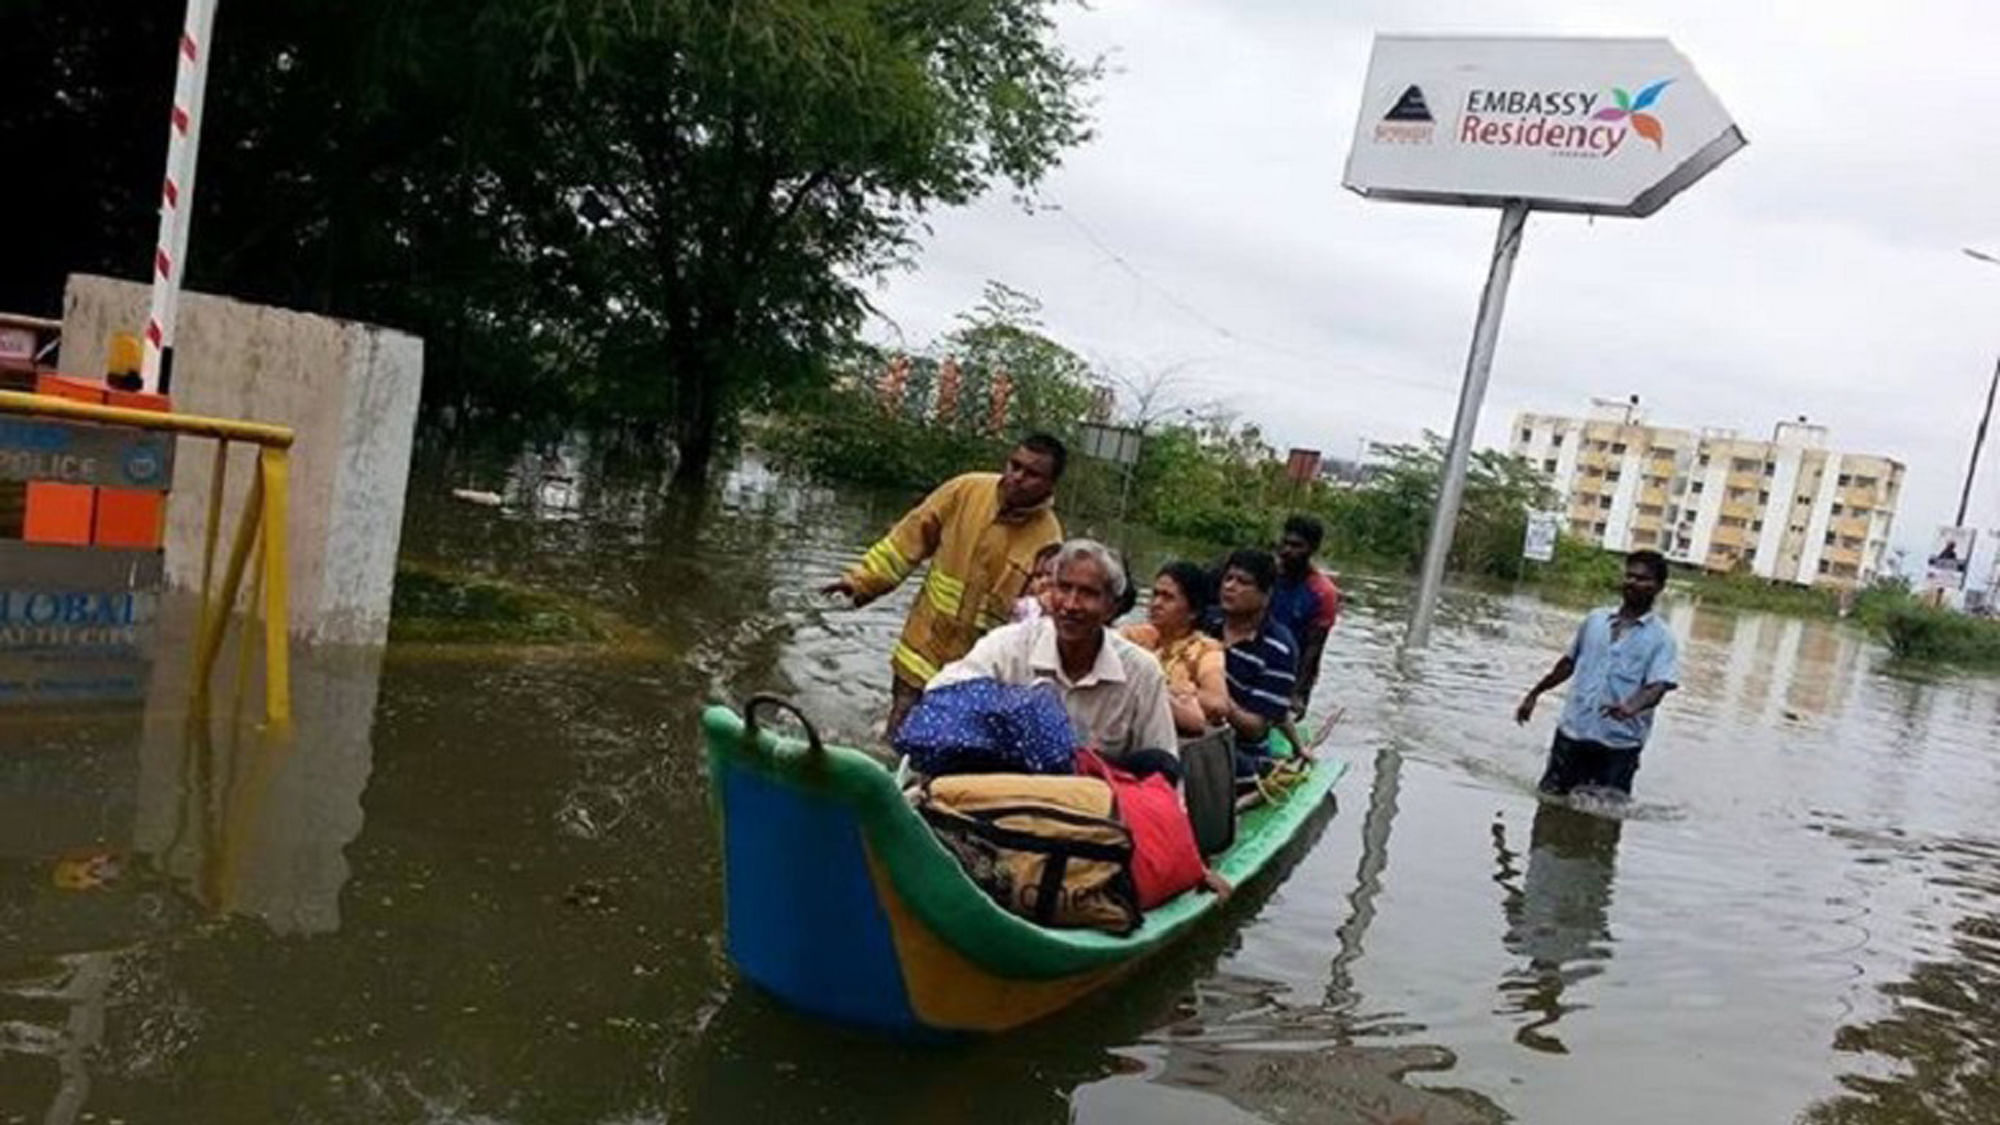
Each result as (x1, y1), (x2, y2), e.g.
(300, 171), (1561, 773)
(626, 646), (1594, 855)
(0, 417), (175, 489)
(1523, 510), (1562, 562)
(1344, 36), (1746, 216)
(1343, 35), (1744, 649)
(1925, 525), (1976, 591)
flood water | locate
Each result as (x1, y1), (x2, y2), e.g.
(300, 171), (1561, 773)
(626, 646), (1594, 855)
(5, 442), (2000, 1124)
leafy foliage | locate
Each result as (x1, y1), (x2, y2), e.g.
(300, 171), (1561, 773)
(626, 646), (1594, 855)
(0, 0), (1098, 479)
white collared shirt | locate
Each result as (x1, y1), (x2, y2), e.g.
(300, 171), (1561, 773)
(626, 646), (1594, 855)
(928, 617), (1179, 759)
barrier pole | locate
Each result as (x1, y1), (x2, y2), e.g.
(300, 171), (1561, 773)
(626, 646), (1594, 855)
(141, 0), (222, 393)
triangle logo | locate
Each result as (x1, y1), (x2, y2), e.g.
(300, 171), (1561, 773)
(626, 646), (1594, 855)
(1384, 85), (1433, 122)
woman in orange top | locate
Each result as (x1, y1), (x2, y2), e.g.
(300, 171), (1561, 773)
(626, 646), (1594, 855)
(1122, 561), (1229, 738)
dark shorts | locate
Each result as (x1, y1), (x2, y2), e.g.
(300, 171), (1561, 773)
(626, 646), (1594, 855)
(1539, 731), (1641, 797)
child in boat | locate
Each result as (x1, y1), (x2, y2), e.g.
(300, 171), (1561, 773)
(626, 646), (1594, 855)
(1010, 541), (1063, 623)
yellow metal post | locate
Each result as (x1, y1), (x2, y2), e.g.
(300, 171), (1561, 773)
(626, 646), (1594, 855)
(199, 439), (229, 607)
(258, 447), (291, 726)
(194, 470), (262, 703)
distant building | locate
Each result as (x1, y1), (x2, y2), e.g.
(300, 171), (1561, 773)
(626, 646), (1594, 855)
(1510, 400), (1904, 589)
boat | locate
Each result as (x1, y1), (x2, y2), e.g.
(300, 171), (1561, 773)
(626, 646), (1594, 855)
(701, 695), (1348, 1036)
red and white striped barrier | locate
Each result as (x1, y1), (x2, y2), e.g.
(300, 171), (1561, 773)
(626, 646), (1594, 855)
(140, 0), (220, 394)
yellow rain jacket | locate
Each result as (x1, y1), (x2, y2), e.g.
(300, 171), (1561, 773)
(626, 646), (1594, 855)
(844, 472), (1063, 687)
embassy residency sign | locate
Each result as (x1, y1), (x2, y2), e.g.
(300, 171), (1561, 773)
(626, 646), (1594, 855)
(1342, 36), (1744, 648)
(1344, 36), (1745, 216)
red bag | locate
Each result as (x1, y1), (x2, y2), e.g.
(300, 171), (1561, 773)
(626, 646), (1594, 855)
(1075, 749), (1207, 909)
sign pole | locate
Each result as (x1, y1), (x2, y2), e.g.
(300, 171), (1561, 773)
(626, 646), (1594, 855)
(1406, 200), (1529, 649)
(140, 0), (221, 395)
(1954, 354), (1998, 527)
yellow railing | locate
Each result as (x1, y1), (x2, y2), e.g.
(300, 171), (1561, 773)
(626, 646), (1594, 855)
(0, 389), (295, 725)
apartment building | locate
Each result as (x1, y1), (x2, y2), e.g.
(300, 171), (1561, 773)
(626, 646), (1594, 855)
(1510, 401), (1904, 589)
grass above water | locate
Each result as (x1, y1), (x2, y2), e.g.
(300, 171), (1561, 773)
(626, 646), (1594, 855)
(389, 566), (608, 645)
(1881, 603), (2000, 668)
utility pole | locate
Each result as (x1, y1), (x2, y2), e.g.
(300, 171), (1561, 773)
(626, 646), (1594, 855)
(1956, 354), (1999, 528)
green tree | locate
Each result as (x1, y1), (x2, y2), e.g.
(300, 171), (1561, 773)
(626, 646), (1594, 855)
(1, 1), (1098, 480)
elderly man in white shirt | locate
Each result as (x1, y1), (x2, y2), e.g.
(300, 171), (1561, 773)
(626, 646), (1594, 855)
(926, 538), (1178, 760)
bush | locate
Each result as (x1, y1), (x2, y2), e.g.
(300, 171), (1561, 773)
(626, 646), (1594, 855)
(1880, 603), (2000, 666)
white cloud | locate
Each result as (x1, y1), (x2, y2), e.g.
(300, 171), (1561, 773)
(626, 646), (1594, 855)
(867, 0), (2000, 573)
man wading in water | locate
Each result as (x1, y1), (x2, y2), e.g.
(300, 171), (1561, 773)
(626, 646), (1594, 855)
(1514, 549), (1680, 799)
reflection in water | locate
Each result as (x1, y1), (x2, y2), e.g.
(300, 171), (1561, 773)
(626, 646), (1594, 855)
(1491, 803), (1623, 1055)
(0, 596), (378, 1123)
(1803, 836), (2000, 1125)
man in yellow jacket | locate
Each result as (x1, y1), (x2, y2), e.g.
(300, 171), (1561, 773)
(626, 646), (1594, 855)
(823, 434), (1067, 735)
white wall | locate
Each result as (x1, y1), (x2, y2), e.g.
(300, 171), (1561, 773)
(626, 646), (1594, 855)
(1604, 446), (1644, 551)
(1753, 445), (1803, 580)
(60, 275), (424, 646)
(1798, 452), (1844, 583)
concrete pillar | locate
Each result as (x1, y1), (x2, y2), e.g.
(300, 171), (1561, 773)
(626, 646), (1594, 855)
(58, 274), (422, 646)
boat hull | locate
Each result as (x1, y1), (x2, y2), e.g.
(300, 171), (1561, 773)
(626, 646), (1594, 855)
(704, 705), (1344, 1036)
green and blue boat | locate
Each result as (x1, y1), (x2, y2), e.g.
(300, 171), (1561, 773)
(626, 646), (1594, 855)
(702, 698), (1346, 1036)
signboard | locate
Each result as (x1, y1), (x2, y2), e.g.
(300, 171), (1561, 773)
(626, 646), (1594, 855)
(0, 416), (175, 489)
(0, 542), (160, 704)
(1076, 422), (1144, 467)
(1925, 525), (1976, 591)
(1523, 510), (1563, 562)
(1344, 36), (1746, 217)
(1285, 448), (1323, 484)
(0, 327), (34, 366)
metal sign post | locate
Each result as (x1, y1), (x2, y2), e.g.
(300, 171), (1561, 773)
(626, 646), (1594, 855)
(1407, 201), (1527, 648)
(140, 0), (221, 394)
(1342, 36), (1745, 648)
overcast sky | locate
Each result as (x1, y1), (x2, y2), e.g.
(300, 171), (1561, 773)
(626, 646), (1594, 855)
(865, 0), (2000, 576)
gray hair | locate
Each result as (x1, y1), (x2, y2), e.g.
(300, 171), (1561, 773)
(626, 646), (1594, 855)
(1054, 537), (1127, 600)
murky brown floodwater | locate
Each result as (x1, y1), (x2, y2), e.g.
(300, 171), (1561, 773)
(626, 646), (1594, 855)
(6, 439), (2000, 1124)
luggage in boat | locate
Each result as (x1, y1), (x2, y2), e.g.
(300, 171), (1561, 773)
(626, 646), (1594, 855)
(893, 678), (1078, 776)
(915, 773), (1142, 935)
(1075, 748), (1208, 909)
(1179, 728), (1238, 857)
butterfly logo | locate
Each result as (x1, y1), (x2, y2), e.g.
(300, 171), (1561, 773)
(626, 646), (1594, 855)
(1593, 80), (1672, 149)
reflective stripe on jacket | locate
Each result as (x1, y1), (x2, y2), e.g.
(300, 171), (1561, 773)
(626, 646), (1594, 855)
(843, 472), (1062, 687)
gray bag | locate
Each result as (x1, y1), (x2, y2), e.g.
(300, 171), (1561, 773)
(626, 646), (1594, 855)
(1179, 727), (1237, 857)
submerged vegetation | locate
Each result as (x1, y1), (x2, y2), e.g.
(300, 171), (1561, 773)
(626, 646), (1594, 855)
(389, 566), (607, 646)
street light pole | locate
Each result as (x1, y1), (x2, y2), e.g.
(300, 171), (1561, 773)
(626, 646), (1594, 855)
(1959, 249), (2000, 528)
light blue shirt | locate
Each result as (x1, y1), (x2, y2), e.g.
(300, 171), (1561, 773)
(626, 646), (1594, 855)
(1557, 607), (1680, 750)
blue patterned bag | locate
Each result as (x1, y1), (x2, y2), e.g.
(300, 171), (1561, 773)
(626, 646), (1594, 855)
(893, 678), (1078, 775)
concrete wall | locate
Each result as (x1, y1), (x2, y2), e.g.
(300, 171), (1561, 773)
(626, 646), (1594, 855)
(59, 275), (422, 646)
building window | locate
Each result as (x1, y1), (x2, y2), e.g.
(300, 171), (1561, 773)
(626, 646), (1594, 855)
(1831, 503), (1843, 515)
(1819, 558), (1831, 574)
(1824, 531), (1837, 545)
(1593, 521), (1608, 535)
(1837, 473), (1852, 486)
(1551, 434), (1564, 447)
(1758, 490), (1770, 504)
(1606, 469), (1621, 482)
(1611, 442), (1627, 454)
(1751, 520), (1764, 532)
(1599, 495), (1613, 510)
(1690, 481), (1704, 494)
(1543, 458), (1558, 474)
(1763, 462), (1775, 476)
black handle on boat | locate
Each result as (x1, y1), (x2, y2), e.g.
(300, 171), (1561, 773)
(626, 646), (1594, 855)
(742, 695), (826, 759)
